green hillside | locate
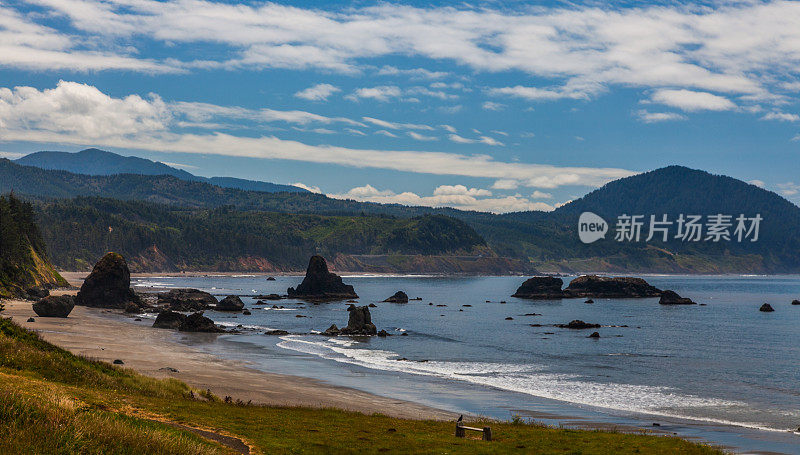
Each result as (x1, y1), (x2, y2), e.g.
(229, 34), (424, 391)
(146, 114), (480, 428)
(3, 155), (800, 273)
(0, 195), (68, 298)
(31, 197), (489, 272)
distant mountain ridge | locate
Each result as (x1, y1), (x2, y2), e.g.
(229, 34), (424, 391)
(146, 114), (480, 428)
(16, 149), (306, 194)
(2, 153), (799, 273)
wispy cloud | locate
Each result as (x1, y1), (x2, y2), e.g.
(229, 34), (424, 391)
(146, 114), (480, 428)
(330, 184), (555, 213)
(0, 81), (633, 189)
(294, 83), (340, 101)
(649, 89), (736, 112)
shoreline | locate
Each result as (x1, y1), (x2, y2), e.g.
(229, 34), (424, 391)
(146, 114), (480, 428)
(2, 298), (456, 421)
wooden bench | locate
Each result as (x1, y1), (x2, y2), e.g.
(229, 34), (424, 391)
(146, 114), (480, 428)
(455, 423), (492, 441)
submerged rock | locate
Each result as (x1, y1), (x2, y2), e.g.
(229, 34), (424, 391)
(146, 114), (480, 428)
(75, 252), (139, 308)
(340, 304), (377, 335)
(287, 255), (358, 301)
(557, 320), (601, 329)
(512, 276), (564, 299)
(179, 312), (223, 332)
(265, 329), (289, 336)
(216, 295), (244, 311)
(588, 331), (600, 338)
(32, 295), (74, 318)
(792, 300), (800, 306)
(563, 275), (662, 298)
(384, 291), (409, 303)
(158, 289), (217, 311)
(659, 290), (696, 305)
(153, 310), (185, 329)
(266, 276), (276, 281)
(323, 324), (341, 336)
(759, 303), (775, 312)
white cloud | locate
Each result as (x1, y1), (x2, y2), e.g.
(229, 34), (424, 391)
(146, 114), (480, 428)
(636, 110), (688, 123)
(637, 111), (686, 123)
(649, 89), (736, 112)
(488, 85), (594, 101)
(433, 185), (491, 197)
(362, 117), (433, 131)
(490, 130), (508, 136)
(482, 101), (506, 111)
(5, 0), (800, 107)
(292, 182), (322, 193)
(0, 81), (634, 189)
(530, 191), (553, 199)
(346, 86), (402, 102)
(294, 83), (340, 101)
(344, 128), (366, 136)
(447, 134), (504, 146)
(777, 182), (800, 196)
(761, 112), (800, 122)
(0, 151), (26, 159)
(330, 185), (554, 213)
(492, 179), (519, 190)
(376, 66), (449, 79)
(159, 161), (198, 170)
(374, 129), (398, 138)
(747, 179), (765, 188)
(407, 131), (437, 141)
(440, 124), (457, 133)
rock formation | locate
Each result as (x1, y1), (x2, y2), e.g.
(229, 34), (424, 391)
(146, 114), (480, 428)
(792, 300), (800, 305)
(179, 312), (223, 332)
(340, 304), (377, 335)
(557, 320), (601, 329)
(323, 324), (340, 336)
(157, 289), (217, 311)
(153, 310), (185, 329)
(216, 295), (244, 311)
(659, 290), (696, 305)
(287, 255), (358, 300)
(32, 295), (74, 318)
(384, 291), (409, 303)
(75, 252), (139, 308)
(563, 275), (662, 298)
(512, 276), (564, 299)
(759, 303), (775, 312)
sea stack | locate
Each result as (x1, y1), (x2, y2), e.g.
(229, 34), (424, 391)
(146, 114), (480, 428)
(340, 304), (377, 335)
(512, 276), (564, 299)
(563, 275), (662, 298)
(287, 255), (358, 301)
(75, 252), (140, 308)
(384, 291), (409, 303)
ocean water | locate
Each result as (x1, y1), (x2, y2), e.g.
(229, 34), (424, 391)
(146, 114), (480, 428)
(131, 274), (800, 453)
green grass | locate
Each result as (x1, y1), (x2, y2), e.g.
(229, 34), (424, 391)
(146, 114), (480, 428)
(0, 316), (726, 454)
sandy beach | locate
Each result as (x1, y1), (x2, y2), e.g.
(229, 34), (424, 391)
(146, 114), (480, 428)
(4, 296), (455, 421)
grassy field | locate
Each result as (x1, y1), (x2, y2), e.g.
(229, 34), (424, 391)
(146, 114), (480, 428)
(0, 316), (725, 454)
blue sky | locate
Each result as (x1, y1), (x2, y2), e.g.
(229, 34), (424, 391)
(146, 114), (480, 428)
(1, 0), (799, 212)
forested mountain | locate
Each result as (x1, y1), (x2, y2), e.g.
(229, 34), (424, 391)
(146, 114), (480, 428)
(31, 197), (492, 272)
(16, 149), (306, 194)
(3, 156), (799, 273)
(0, 195), (67, 297)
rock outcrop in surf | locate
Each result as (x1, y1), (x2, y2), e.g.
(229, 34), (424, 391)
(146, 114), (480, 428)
(287, 255), (357, 300)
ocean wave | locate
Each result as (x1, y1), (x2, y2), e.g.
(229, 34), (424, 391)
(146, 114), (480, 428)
(274, 335), (792, 431)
